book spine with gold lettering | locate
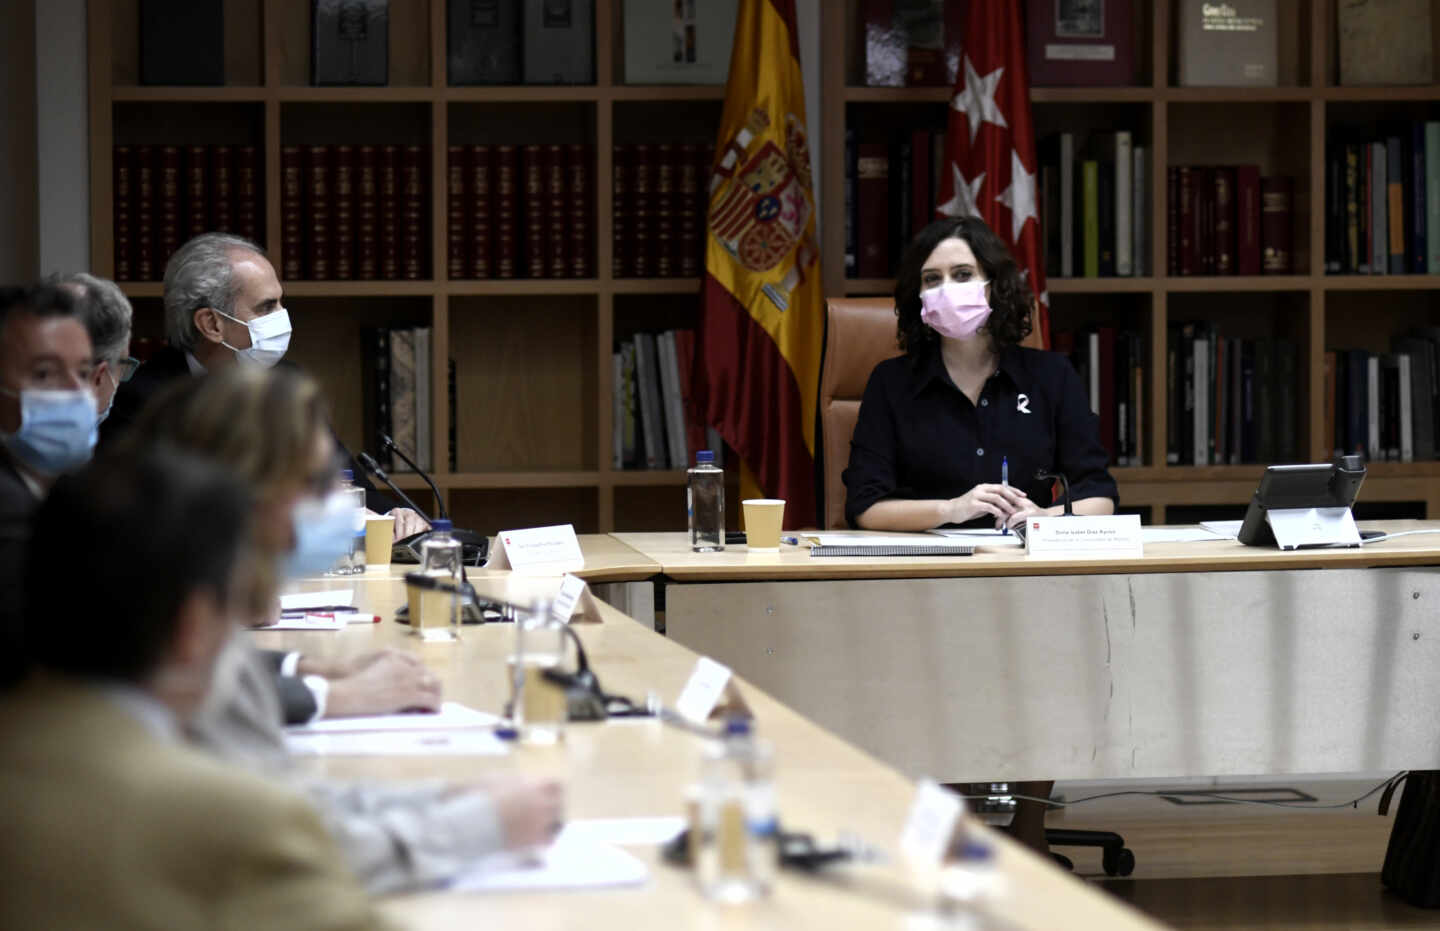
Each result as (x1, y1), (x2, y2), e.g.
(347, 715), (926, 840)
(304, 145), (331, 280)
(379, 144), (400, 280)
(356, 144), (379, 280)
(566, 143), (591, 278)
(446, 145), (467, 280)
(113, 146), (134, 280)
(332, 144), (355, 280)
(400, 144), (425, 280)
(612, 144), (630, 277)
(545, 143), (568, 278)
(631, 143), (653, 278)
(134, 145), (156, 281)
(210, 145), (234, 234)
(494, 144), (518, 279)
(522, 144), (546, 278)
(677, 143), (700, 278)
(654, 143), (676, 278)
(1261, 176), (1293, 274)
(184, 145), (209, 241)
(157, 145), (182, 271)
(468, 144), (492, 279)
(235, 145), (260, 245)
(281, 145), (303, 280)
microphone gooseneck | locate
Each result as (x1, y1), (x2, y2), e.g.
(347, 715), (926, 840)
(356, 451), (434, 522)
(381, 433), (450, 520)
(1035, 468), (1074, 517)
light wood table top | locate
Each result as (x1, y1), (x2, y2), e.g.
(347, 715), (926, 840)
(612, 520), (1440, 581)
(255, 575), (1165, 930)
(338, 534), (660, 585)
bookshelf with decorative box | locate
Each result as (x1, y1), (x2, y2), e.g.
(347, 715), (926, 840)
(821, 0), (1440, 522)
(88, 0), (748, 535)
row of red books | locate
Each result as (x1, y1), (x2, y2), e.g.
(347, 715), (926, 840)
(446, 144), (593, 280)
(1166, 166), (1294, 277)
(613, 142), (714, 279)
(113, 145), (261, 282)
(281, 144), (429, 281)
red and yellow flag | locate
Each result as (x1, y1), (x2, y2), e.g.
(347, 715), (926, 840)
(694, 0), (821, 529)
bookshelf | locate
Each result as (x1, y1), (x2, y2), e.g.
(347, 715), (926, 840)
(87, 0), (742, 535)
(820, 0), (1440, 522)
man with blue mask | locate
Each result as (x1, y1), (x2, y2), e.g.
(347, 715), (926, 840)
(103, 233), (428, 540)
(0, 284), (97, 686)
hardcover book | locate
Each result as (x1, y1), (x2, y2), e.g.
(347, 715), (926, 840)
(631, 144), (654, 278)
(356, 145), (380, 279)
(135, 146), (156, 281)
(1027, 0), (1136, 87)
(448, 0), (521, 85)
(379, 145), (402, 279)
(184, 146), (209, 241)
(281, 146), (303, 280)
(210, 145), (235, 234)
(399, 145), (426, 280)
(304, 145), (332, 280)
(1177, 0), (1277, 86)
(1339, 0), (1433, 86)
(312, 0), (389, 86)
(332, 144), (356, 279)
(468, 144), (493, 279)
(544, 144), (568, 277)
(140, 0), (223, 85)
(613, 145), (631, 277)
(855, 143), (890, 278)
(624, 0), (738, 84)
(566, 144), (591, 277)
(494, 144), (519, 278)
(447, 145), (468, 279)
(235, 146), (260, 244)
(157, 146), (182, 274)
(113, 147), (134, 281)
(523, 0), (594, 84)
(1260, 176), (1293, 274)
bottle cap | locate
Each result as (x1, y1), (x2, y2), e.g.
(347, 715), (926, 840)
(430, 518), (452, 532)
(723, 716), (751, 736)
(340, 469), (354, 481)
(696, 450), (715, 464)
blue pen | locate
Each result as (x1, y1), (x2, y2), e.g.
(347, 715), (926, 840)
(1000, 456), (1010, 535)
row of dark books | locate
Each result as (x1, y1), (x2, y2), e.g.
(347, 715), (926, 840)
(359, 326), (450, 474)
(843, 129), (946, 279)
(1325, 333), (1440, 463)
(1166, 324), (1300, 466)
(446, 144), (594, 280)
(280, 144), (429, 282)
(1166, 167), (1293, 277)
(613, 143), (714, 279)
(613, 329), (722, 470)
(1038, 132), (1151, 278)
(1325, 124), (1440, 275)
(1054, 328), (1147, 467)
(112, 144), (261, 282)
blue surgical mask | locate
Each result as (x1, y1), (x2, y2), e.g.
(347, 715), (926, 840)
(284, 490), (356, 579)
(0, 387), (98, 475)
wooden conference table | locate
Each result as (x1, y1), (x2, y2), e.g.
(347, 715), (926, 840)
(613, 522), (1440, 784)
(255, 567), (1163, 930)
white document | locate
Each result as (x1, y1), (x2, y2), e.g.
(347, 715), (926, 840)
(286, 702), (498, 735)
(1140, 526), (1234, 544)
(806, 532), (960, 548)
(1199, 520), (1243, 538)
(286, 729), (508, 757)
(260, 614), (349, 631)
(450, 834), (648, 892)
(560, 817), (686, 847)
(931, 529), (1026, 547)
(279, 589), (355, 611)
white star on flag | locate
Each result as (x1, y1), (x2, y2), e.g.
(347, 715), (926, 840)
(937, 162), (985, 219)
(951, 57), (1007, 144)
(994, 149), (1038, 242)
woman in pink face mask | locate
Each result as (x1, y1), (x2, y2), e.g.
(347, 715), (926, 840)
(842, 216), (1117, 535)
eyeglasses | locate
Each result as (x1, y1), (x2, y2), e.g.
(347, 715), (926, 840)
(112, 357), (141, 382)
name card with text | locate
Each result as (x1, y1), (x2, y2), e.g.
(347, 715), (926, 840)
(487, 524), (585, 572)
(1025, 514), (1143, 558)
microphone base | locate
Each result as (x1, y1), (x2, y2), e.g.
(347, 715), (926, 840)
(392, 528), (490, 566)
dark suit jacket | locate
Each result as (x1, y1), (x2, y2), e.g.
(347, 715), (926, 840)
(257, 647), (321, 724)
(102, 346), (397, 512)
(0, 455), (38, 687)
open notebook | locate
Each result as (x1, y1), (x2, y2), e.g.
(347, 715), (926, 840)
(803, 532), (978, 558)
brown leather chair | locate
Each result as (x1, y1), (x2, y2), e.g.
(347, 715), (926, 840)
(817, 297), (904, 530)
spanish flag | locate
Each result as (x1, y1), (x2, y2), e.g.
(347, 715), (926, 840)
(694, 0), (821, 529)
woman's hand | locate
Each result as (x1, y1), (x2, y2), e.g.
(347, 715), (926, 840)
(944, 483), (1030, 526)
(1002, 497), (1052, 529)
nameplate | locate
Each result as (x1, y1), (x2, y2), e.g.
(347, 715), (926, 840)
(675, 657), (733, 723)
(486, 524), (584, 572)
(1025, 514), (1143, 558)
(899, 778), (965, 868)
(1266, 507), (1361, 550)
(550, 573), (588, 624)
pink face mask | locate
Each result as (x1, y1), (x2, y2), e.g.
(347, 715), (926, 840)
(920, 280), (992, 340)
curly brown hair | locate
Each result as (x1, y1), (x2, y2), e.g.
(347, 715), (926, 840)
(893, 216), (1033, 355)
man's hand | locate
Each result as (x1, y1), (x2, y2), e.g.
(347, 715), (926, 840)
(322, 652), (442, 717)
(296, 648), (421, 680)
(492, 778), (566, 850)
(389, 507), (430, 540)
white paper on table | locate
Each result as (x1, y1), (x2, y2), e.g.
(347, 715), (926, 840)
(279, 590), (355, 611)
(260, 614), (349, 631)
(1199, 520), (1243, 539)
(805, 532), (966, 548)
(286, 729), (508, 756)
(931, 529), (1026, 547)
(286, 702), (499, 735)
(1141, 526), (1234, 544)
(450, 834), (648, 892)
(559, 817), (687, 847)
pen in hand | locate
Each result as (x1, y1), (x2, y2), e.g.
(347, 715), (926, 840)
(1000, 456), (1010, 535)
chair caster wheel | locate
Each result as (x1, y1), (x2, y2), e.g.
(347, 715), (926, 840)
(1102, 846), (1135, 877)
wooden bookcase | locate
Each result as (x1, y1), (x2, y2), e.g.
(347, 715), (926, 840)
(89, 0), (1440, 531)
(87, 0), (736, 535)
(821, 0), (1440, 523)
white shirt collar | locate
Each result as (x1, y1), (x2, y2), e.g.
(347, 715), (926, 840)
(101, 683), (180, 742)
(185, 351), (207, 376)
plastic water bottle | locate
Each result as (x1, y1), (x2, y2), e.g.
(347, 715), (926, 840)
(687, 450), (724, 552)
(416, 519), (463, 641)
(328, 470), (367, 575)
(509, 599), (568, 744)
(694, 718), (776, 903)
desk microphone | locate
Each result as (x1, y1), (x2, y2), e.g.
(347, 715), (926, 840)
(356, 452), (433, 520)
(1034, 468), (1073, 516)
(380, 432), (450, 520)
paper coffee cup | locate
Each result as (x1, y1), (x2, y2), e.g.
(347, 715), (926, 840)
(742, 499), (786, 551)
(365, 516), (396, 567)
